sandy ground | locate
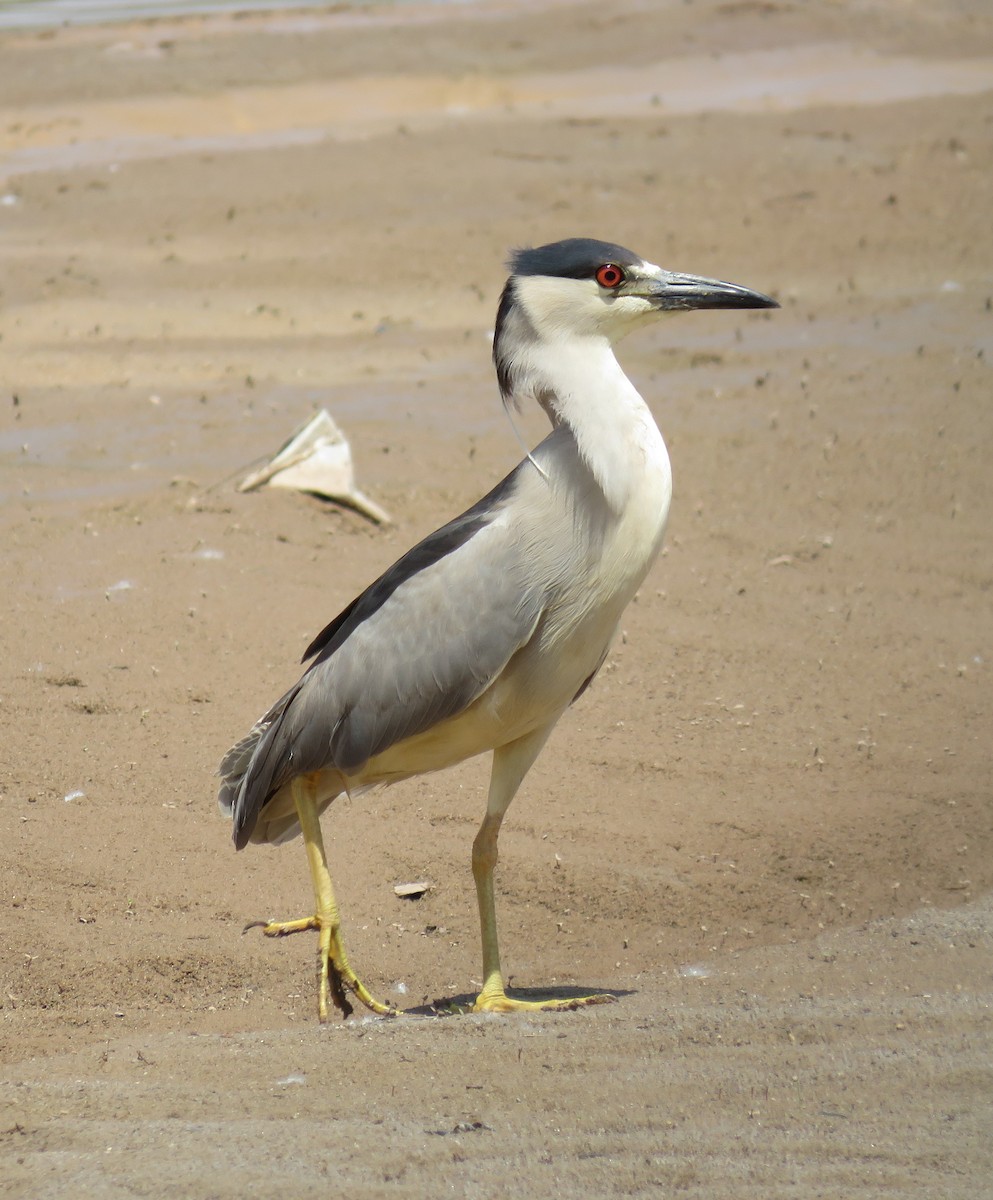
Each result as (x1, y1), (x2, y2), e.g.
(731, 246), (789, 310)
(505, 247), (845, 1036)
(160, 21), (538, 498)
(1, 0), (992, 1195)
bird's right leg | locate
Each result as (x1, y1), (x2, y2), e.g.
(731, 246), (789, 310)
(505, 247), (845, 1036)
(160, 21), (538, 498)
(471, 727), (615, 1013)
(254, 773), (394, 1021)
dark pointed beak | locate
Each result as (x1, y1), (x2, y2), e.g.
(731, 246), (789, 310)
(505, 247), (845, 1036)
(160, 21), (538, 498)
(641, 270), (779, 312)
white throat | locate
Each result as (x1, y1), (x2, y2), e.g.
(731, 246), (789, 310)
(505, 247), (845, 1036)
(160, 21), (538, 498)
(494, 273), (672, 513)
(497, 323), (668, 517)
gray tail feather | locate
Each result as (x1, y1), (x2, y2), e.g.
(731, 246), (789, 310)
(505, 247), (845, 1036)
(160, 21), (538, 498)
(218, 681), (302, 848)
(217, 703), (290, 848)
(216, 724), (266, 817)
(217, 732), (258, 809)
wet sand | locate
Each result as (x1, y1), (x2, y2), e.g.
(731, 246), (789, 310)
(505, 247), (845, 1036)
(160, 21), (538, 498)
(1, 1), (992, 1195)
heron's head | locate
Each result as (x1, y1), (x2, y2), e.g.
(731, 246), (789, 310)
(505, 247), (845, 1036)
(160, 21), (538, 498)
(493, 237), (778, 403)
(505, 236), (778, 340)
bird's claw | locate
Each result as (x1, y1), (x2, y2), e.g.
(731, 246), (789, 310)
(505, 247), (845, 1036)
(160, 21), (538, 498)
(243, 916), (320, 938)
(326, 959), (354, 1019)
(472, 988), (617, 1013)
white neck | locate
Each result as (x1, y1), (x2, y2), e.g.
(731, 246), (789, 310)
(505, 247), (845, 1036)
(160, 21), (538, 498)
(508, 331), (668, 514)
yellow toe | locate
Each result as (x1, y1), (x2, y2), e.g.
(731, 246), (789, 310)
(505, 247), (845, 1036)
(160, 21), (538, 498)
(251, 915), (320, 937)
(472, 986), (616, 1013)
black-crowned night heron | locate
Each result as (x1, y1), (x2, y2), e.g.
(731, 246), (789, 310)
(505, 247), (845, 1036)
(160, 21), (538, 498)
(218, 237), (777, 1021)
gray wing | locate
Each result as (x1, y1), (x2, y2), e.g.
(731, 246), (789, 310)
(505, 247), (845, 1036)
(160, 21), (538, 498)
(226, 462), (548, 848)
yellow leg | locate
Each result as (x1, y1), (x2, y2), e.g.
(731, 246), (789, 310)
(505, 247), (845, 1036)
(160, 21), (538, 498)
(251, 774), (394, 1021)
(471, 732), (616, 1014)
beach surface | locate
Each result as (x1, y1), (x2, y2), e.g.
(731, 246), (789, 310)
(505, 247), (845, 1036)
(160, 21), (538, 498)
(1, 1), (992, 1194)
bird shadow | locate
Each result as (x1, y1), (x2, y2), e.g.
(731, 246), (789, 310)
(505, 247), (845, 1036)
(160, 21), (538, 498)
(402, 984), (637, 1018)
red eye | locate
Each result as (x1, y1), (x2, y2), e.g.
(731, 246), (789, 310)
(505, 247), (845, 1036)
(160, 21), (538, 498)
(595, 263), (625, 289)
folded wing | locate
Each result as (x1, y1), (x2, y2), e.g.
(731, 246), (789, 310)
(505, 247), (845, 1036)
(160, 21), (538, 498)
(224, 464), (549, 847)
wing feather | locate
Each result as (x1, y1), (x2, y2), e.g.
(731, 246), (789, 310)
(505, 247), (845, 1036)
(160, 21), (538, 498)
(227, 461), (548, 846)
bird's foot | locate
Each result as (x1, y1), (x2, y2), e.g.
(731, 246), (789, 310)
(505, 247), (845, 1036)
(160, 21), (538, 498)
(320, 938), (396, 1022)
(245, 914), (395, 1021)
(472, 983), (617, 1014)
(244, 916), (319, 937)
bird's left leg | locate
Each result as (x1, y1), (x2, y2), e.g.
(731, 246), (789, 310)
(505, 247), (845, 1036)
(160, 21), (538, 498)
(472, 726), (616, 1013)
(257, 773), (394, 1021)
